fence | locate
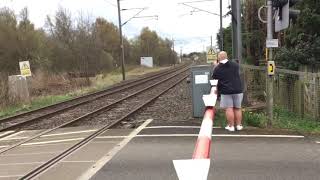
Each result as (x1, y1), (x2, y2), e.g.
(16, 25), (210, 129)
(0, 74), (9, 107)
(242, 64), (320, 120)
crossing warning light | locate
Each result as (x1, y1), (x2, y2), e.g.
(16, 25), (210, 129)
(268, 61), (275, 75)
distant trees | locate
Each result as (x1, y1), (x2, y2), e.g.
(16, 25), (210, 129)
(0, 7), (177, 77)
(131, 27), (176, 66)
(0, 7), (47, 74)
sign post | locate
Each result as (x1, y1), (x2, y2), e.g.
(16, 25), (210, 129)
(266, 39), (279, 48)
(206, 49), (216, 64)
(19, 61), (32, 77)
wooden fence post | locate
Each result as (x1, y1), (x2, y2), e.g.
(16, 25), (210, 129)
(314, 74), (320, 119)
(297, 74), (302, 116)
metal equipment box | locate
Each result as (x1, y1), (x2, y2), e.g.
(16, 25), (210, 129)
(191, 65), (212, 117)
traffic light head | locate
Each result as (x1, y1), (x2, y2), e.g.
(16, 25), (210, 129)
(273, 0), (302, 32)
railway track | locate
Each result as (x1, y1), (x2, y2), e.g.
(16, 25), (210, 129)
(0, 64), (188, 138)
(0, 65), (189, 179)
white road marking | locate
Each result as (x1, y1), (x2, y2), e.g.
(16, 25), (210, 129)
(0, 138), (85, 148)
(0, 133), (304, 149)
(0, 129), (99, 141)
(2, 151), (62, 156)
(42, 129), (98, 137)
(0, 162), (45, 166)
(0, 175), (23, 178)
(0, 131), (15, 137)
(144, 126), (222, 129)
(0, 136), (29, 141)
(213, 134), (304, 138)
(316, 141), (320, 144)
(22, 137), (84, 146)
(95, 136), (128, 139)
(135, 134), (304, 138)
(78, 119), (153, 180)
(62, 160), (96, 163)
(0, 131), (25, 141)
(0, 139), (123, 149)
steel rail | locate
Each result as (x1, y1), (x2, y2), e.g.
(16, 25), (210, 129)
(0, 67), (189, 155)
(0, 65), (188, 136)
(20, 73), (189, 180)
(0, 64), (188, 124)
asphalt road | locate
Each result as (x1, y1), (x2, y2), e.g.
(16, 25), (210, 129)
(91, 127), (320, 180)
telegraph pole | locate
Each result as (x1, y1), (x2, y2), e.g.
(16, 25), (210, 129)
(172, 38), (175, 66)
(220, 0), (223, 50)
(266, 0), (274, 126)
(236, 0), (242, 64)
(180, 47), (183, 63)
(117, 0), (126, 80)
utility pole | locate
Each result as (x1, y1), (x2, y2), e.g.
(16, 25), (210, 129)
(172, 38), (175, 66)
(180, 47), (183, 63)
(236, 0), (242, 64)
(210, 36), (212, 49)
(266, 0), (274, 126)
(117, 0), (126, 80)
(231, 0), (242, 63)
(220, 0), (223, 51)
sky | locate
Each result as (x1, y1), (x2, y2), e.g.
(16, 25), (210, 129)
(2, 0), (231, 53)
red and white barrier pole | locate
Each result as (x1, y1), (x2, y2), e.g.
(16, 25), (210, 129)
(192, 107), (216, 159)
(173, 80), (218, 180)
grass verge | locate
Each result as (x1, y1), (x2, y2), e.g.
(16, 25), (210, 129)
(0, 66), (169, 119)
(0, 95), (73, 119)
(214, 106), (320, 134)
(273, 107), (320, 134)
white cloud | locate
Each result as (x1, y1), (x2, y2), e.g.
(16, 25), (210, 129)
(1, 0), (231, 53)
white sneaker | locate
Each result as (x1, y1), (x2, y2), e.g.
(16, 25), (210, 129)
(236, 125), (243, 131)
(225, 126), (235, 132)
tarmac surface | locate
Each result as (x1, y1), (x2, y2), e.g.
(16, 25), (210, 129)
(89, 121), (319, 180)
(0, 120), (318, 180)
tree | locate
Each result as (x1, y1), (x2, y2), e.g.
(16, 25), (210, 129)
(94, 18), (121, 67)
(275, 0), (320, 70)
(217, 25), (232, 59)
(242, 0), (266, 65)
(131, 27), (176, 66)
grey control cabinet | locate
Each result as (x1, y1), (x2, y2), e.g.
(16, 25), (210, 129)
(191, 65), (212, 117)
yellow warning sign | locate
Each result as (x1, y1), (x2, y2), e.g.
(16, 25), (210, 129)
(19, 61), (32, 77)
(268, 61), (275, 75)
(207, 49), (217, 64)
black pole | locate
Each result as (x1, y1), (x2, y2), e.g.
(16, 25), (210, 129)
(220, 0), (223, 50)
(117, 0), (126, 80)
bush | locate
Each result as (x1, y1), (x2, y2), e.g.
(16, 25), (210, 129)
(243, 111), (267, 128)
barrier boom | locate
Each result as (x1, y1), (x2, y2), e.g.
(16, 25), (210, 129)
(173, 80), (218, 180)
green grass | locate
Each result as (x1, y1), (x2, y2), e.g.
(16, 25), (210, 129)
(213, 107), (320, 134)
(273, 107), (320, 134)
(0, 65), (169, 119)
(213, 110), (267, 128)
(0, 95), (73, 119)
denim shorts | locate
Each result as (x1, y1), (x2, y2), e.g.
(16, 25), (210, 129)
(220, 93), (243, 108)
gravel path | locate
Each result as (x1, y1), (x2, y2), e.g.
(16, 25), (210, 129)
(119, 75), (203, 128)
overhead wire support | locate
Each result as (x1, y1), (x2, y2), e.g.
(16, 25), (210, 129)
(121, 7), (147, 11)
(103, 0), (117, 8)
(133, 15), (158, 20)
(122, 7), (147, 26)
(179, 3), (220, 16)
(181, 0), (216, 3)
